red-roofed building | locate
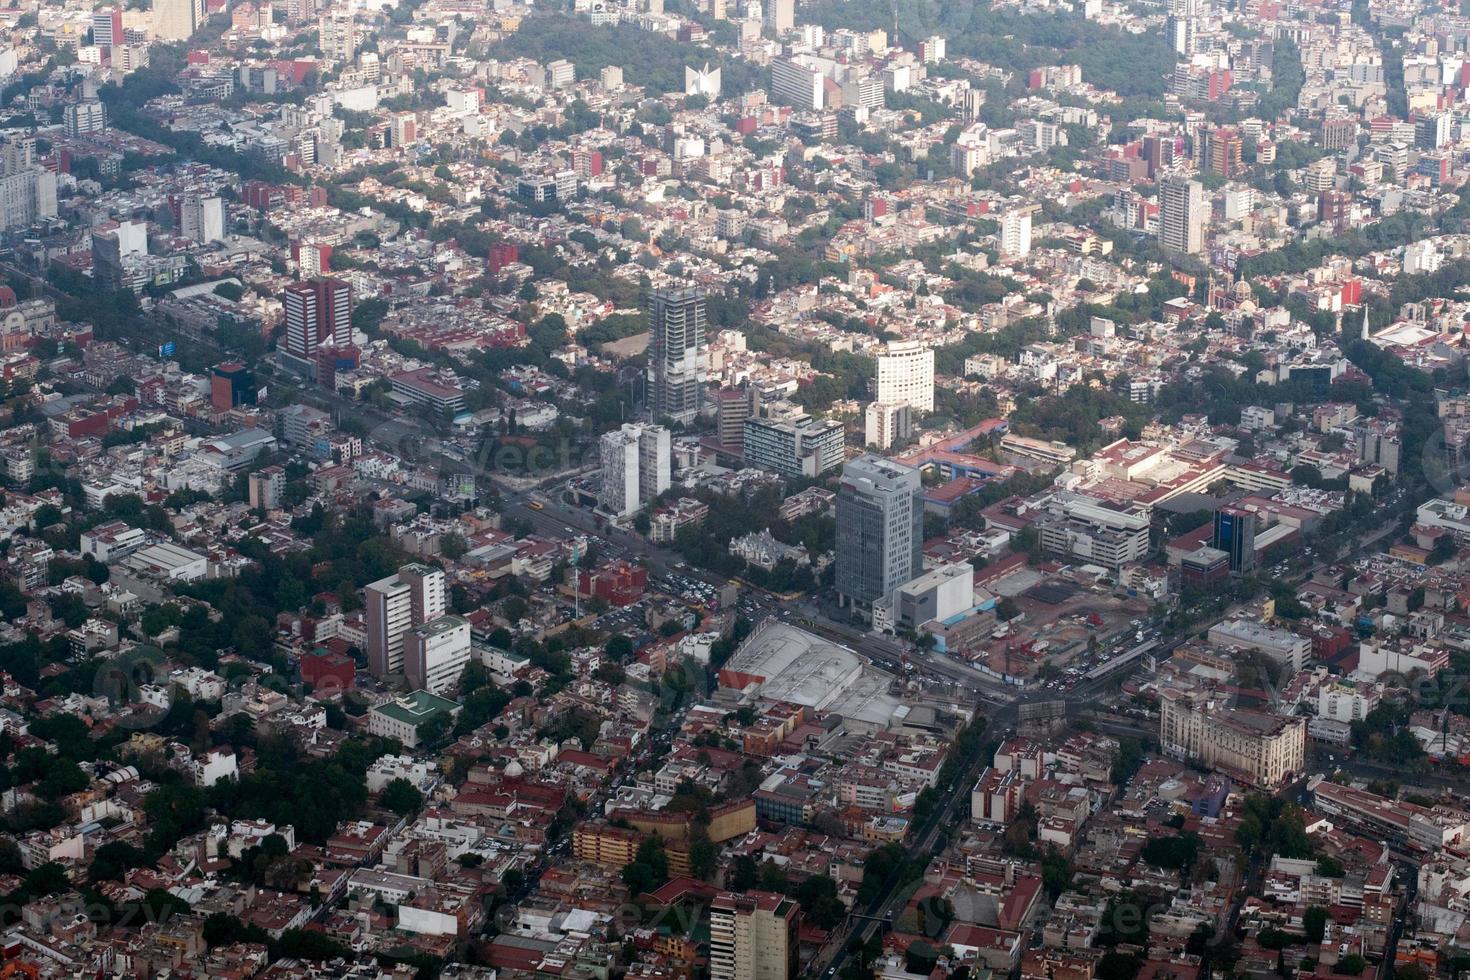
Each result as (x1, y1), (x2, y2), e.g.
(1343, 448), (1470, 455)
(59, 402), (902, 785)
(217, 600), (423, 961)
(577, 560), (648, 607)
(300, 648), (356, 695)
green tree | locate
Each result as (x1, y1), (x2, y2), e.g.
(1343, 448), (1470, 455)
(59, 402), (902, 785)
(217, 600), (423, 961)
(620, 836), (669, 894)
(1303, 906), (1329, 944)
(379, 778), (424, 816)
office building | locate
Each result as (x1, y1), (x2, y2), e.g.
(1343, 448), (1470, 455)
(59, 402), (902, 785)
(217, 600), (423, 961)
(1159, 173), (1205, 254)
(62, 100), (107, 136)
(864, 401), (912, 449)
(282, 277), (352, 361)
(835, 455), (923, 613)
(154, 0), (202, 40)
(93, 6), (123, 47)
(770, 56), (825, 110)
(1000, 207), (1033, 259)
(403, 614), (472, 695)
(890, 561), (974, 631)
(1035, 494), (1150, 569)
(647, 286), (706, 424)
(874, 340), (934, 414)
(1212, 505), (1255, 573)
(1160, 690), (1305, 789)
(710, 891), (800, 980)
(210, 362), (256, 411)
(1207, 619), (1309, 672)
(601, 429), (639, 519)
(743, 406), (844, 479)
(547, 59), (576, 90)
(1416, 112), (1449, 150)
(274, 399), (332, 446)
(516, 171), (578, 204)
(714, 387), (751, 451)
(635, 423), (672, 504)
(763, 0), (794, 33)
(599, 423), (671, 517)
(364, 563), (446, 678)
(389, 369), (465, 416)
(841, 75), (883, 110)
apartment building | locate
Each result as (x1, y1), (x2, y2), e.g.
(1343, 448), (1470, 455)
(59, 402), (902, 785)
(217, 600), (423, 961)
(1160, 690), (1306, 788)
(709, 891), (800, 980)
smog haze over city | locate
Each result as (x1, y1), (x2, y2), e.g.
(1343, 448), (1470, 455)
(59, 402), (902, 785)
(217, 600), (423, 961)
(0, 0), (1465, 975)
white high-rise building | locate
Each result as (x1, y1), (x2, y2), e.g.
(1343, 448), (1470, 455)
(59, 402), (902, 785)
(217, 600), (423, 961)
(297, 242), (327, 278)
(0, 138), (55, 232)
(864, 402), (912, 450)
(547, 59), (576, 90)
(1159, 173), (1205, 255)
(763, 0), (793, 33)
(179, 194), (224, 243)
(599, 423), (671, 517)
(710, 892), (799, 980)
(770, 56), (825, 109)
(364, 563), (446, 679)
(1000, 208), (1033, 259)
(874, 341), (934, 414)
(403, 614), (472, 695)
(153, 0), (202, 40)
(62, 100), (107, 136)
(600, 428), (640, 518)
(318, 10), (356, 62)
(637, 424), (672, 503)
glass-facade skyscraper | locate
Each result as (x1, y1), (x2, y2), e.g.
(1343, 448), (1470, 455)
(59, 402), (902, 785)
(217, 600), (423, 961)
(835, 454), (923, 614)
(647, 286), (706, 424)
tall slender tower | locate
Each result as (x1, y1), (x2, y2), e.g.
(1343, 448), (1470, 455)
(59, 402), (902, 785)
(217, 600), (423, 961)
(647, 286), (707, 424)
(281, 277), (353, 360)
(1159, 173), (1205, 255)
(365, 563), (446, 679)
(835, 455), (923, 617)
